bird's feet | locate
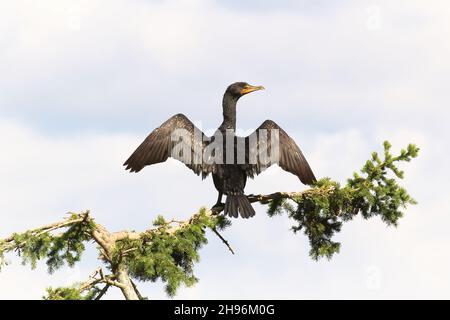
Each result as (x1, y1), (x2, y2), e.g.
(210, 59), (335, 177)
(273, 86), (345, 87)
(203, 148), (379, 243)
(211, 202), (225, 213)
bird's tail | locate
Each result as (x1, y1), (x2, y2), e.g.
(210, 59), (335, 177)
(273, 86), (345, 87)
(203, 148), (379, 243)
(224, 195), (255, 219)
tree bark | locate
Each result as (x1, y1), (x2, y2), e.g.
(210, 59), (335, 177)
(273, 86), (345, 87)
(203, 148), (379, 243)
(116, 264), (139, 300)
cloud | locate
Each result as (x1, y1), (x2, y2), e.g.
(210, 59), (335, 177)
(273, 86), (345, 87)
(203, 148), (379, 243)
(1, 0), (449, 299)
(1, 0), (449, 135)
(1, 119), (448, 299)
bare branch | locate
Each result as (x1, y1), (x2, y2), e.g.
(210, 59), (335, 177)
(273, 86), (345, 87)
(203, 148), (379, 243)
(93, 187), (336, 246)
(94, 284), (110, 300)
(130, 279), (145, 300)
(211, 227), (234, 255)
(79, 267), (126, 293)
(79, 267), (102, 292)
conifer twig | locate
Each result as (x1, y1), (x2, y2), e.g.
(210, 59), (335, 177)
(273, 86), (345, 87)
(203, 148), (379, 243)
(211, 227), (235, 255)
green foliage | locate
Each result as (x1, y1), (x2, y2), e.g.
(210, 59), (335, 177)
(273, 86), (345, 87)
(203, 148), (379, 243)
(0, 141), (419, 299)
(214, 214), (232, 231)
(46, 222), (93, 273)
(0, 210), (225, 299)
(267, 197), (285, 216)
(0, 240), (6, 270)
(268, 142), (419, 260)
(43, 285), (99, 300)
(112, 208), (221, 297)
(0, 215), (95, 273)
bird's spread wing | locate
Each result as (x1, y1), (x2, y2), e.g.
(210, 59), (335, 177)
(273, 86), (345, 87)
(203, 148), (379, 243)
(123, 113), (213, 177)
(244, 120), (316, 184)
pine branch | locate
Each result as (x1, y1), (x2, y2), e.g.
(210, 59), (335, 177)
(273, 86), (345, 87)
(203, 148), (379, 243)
(0, 141), (419, 299)
(1, 213), (88, 251)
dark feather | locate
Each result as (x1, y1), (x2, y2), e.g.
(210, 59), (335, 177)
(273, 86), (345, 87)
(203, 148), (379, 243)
(244, 119), (316, 184)
(124, 113), (212, 177)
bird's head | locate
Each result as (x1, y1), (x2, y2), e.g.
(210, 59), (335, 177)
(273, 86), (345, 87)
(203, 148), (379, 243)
(225, 82), (265, 100)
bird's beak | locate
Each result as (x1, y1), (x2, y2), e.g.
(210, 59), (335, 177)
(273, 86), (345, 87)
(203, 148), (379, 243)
(240, 84), (265, 95)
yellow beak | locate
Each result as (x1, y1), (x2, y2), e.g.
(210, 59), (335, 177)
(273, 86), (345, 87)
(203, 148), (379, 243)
(240, 84), (265, 95)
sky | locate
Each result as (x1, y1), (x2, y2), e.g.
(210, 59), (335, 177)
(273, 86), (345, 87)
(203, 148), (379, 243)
(0, 0), (449, 299)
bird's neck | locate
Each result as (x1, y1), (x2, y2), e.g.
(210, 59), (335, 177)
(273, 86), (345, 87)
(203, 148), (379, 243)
(221, 94), (237, 131)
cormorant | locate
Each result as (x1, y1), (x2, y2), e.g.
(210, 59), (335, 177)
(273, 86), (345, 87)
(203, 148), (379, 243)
(124, 82), (316, 218)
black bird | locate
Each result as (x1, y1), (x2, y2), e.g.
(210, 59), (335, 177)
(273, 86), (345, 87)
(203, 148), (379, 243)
(124, 82), (316, 218)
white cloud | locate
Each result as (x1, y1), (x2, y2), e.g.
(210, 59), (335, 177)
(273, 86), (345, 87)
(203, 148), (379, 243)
(1, 0), (449, 133)
(1, 0), (449, 299)
(1, 120), (448, 299)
